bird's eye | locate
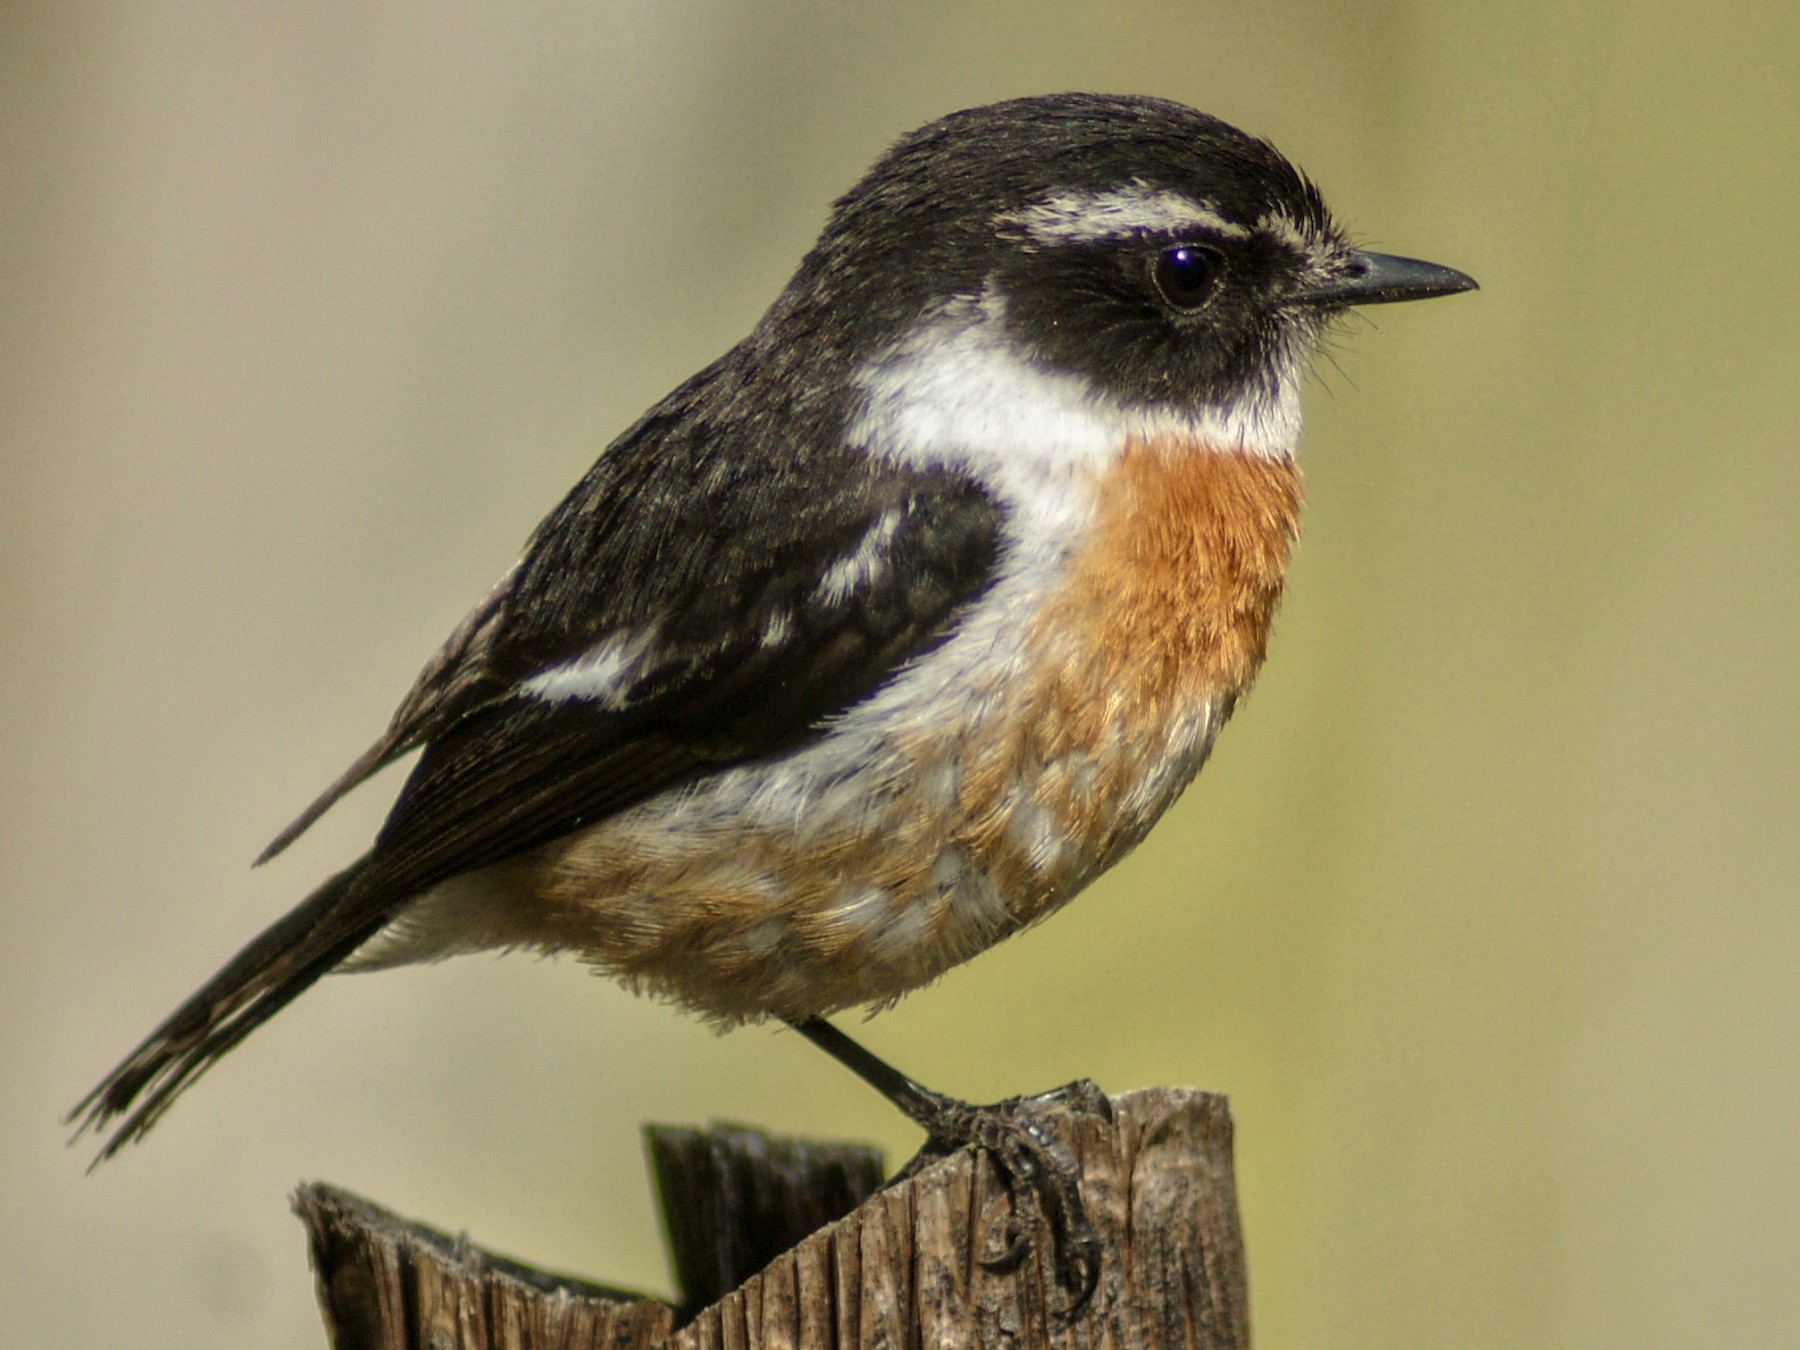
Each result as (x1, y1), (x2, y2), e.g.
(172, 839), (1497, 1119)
(1151, 244), (1224, 310)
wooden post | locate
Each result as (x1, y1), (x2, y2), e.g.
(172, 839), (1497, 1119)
(296, 1086), (1249, 1348)
(646, 1122), (887, 1322)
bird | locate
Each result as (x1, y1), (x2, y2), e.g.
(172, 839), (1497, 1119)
(71, 92), (1475, 1302)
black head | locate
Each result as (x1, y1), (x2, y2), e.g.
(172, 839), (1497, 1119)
(755, 94), (1474, 416)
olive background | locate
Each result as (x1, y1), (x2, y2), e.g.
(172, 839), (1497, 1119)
(4, 2), (1796, 1345)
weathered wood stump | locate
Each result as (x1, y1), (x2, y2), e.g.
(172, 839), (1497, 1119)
(296, 1085), (1249, 1348)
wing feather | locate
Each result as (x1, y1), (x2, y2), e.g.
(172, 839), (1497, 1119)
(361, 473), (1001, 901)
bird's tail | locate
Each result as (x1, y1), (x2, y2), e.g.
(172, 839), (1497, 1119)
(68, 853), (384, 1165)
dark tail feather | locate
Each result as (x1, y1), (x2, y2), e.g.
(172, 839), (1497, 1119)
(68, 853), (385, 1166)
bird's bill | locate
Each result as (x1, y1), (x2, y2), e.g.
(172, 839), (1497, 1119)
(1293, 251), (1479, 307)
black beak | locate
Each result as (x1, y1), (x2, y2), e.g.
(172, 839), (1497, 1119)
(1293, 251), (1479, 307)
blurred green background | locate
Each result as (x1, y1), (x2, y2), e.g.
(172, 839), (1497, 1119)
(5, 1), (1796, 1345)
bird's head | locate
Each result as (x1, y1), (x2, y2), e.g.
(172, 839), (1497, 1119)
(759, 94), (1474, 469)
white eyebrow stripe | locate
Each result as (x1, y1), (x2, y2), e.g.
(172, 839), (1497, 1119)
(1256, 209), (1312, 252)
(1001, 185), (1250, 246)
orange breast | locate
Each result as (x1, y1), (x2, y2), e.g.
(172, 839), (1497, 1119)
(1039, 439), (1302, 726)
(951, 441), (1303, 921)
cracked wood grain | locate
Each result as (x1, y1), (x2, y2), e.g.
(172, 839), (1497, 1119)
(297, 1087), (1248, 1349)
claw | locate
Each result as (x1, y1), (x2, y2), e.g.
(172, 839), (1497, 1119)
(979, 1220), (1034, 1273)
(1026, 1078), (1115, 1125)
(905, 1082), (1107, 1314)
(1004, 1120), (1099, 1311)
(781, 1024), (1107, 1314)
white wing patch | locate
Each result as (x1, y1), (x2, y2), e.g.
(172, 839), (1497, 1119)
(815, 508), (903, 606)
(759, 607), (794, 649)
(521, 626), (661, 706)
(999, 183), (1250, 247)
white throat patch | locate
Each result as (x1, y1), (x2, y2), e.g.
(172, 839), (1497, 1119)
(846, 291), (1302, 494)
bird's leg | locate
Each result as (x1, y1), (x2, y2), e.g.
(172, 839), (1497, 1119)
(785, 1015), (1111, 1310)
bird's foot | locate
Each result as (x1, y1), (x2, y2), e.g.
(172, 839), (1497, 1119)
(894, 1078), (1113, 1312)
(780, 1020), (1109, 1311)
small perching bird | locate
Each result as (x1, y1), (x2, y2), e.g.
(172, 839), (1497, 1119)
(72, 93), (1475, 1302)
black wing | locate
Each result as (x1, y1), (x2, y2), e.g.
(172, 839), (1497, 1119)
(259, 353), (1000, 868)
(72, 355), (1002, 1159)
(360, 456), (1002, 901)
(360, 341), (1003, 896)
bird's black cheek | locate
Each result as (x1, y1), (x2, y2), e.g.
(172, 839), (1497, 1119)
(1024, 304), (1248, 407)
(993, 252), (1264, 407)
(1001, 281), (1169, 390)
